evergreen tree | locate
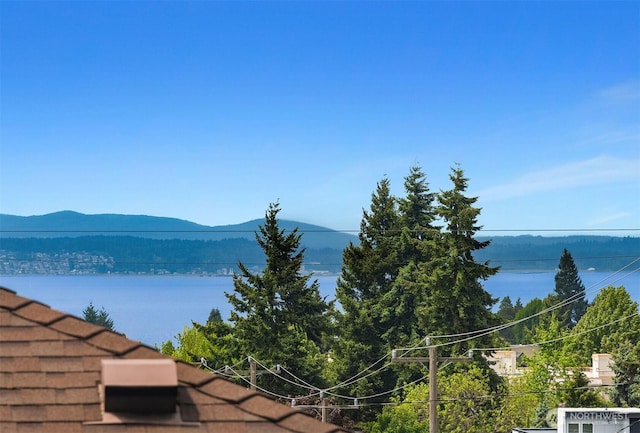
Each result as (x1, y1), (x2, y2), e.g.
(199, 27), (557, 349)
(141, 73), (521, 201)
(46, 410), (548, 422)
(610, 339), (640, 407)
(225, 201), (332, 394)
(557, 369), (605, 407)
(207, 307), (223, 324)
(497, 296), (516, 343)
(513, 298), (545, 345)
(418, 165), (500, 354)
(381, 166), (438, 350)
(333, 177), (402, 411)
(397, 165), (438, 264)
(514, 298), (523, 313)
(82, 302), (115, 331)
(553, 248), (588, 329)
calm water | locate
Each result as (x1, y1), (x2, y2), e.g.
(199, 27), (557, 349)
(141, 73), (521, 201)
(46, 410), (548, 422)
(1, 271), (638, 346)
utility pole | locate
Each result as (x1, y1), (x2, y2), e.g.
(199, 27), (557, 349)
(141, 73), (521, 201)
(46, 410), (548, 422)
(231, 356), (281, 390)
(392, 338), (473, 433)
(320, 391), (327, 423)
(292, 394), (360, 423)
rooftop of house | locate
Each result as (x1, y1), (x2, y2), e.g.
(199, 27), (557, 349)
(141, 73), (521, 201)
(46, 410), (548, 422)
(0, 286), (348, 433)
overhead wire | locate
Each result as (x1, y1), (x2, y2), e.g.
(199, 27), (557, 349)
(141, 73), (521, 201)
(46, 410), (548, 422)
(474, 311), (640, 352)
(190, 260), (640, 402)
(216, 353), (433, 403)
(2, 227), (639, 234)
(345, 381), (635, 409)
(4, 227), (639, 407)
(395, 259), (640, 352)
(428, 264), (640, 349)
(206, 350), (636, 410)
(217, 262), (640, 402)
(215, 296), (633, 401)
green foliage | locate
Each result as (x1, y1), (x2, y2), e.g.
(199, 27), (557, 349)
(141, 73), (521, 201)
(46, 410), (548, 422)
(518, 313), (567, 424)
(493, 376), (539, 431)
(370, 384), (430, 433)
(609, 339), (640, 407)
(438, 365), (498, 433)
(378, 167), (438, 355)
(513, 298), (545, 345)
(226, 201), (333, 395)
(552, 248), (588, 329)
(371, 365), (507, 433)
(497, 296), (517, 343)
(562, 285), (640, 366)
(82, 302), (115, 330)
(397, 165), (438, 265)
(159, 325), (215, 363)
(334, 165), (503, 427)
(556, 369), (607, 408)
(418, 165), (500, 354)
(333, 176), (403, 411)
(159, 319), (237, 367)
(207, 307), (223, 324)
(144, 166), (638, 432)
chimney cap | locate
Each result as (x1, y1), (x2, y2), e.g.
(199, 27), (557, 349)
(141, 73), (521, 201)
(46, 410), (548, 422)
(102, 359), (178, 387)
(101, 359), (178, 414)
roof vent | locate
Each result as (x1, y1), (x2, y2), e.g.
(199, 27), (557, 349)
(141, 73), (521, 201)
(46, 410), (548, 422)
(101, 359), (178, 414)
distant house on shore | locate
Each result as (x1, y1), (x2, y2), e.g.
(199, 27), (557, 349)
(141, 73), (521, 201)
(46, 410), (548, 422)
(486, 346), (615, 388)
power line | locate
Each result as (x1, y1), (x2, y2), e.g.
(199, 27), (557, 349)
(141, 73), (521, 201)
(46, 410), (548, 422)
(208, 299), (636, 406)
(206, 351), (634, 412)
(3, 254), (639, 268)
(2, 227), (639, 234)
(395, 259), (640, 351)
(238, 265), (640, 402)
(347, 381), (634, 408)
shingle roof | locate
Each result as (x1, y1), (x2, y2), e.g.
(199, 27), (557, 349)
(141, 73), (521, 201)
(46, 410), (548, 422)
(0, 286), (349, 433)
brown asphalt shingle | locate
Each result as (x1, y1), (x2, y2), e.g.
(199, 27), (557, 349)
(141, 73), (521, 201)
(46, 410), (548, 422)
(0, 286), (349, 433)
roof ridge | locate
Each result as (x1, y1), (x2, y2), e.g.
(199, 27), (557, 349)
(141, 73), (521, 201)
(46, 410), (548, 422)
(0, 287), (146, 356)
(0, 286), (350, 432)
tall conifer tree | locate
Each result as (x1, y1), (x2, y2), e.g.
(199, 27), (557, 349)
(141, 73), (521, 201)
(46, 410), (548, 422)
(333, 177), (402, 406)
(497, 296), (516, 343)
(418, 165), (500, 354)
(381, 166), (438, 349)
(553, 248), (588, 329)
(82, 302), (115, 331)
(397, 165), (438, 264)
(226, 202), (331, 394)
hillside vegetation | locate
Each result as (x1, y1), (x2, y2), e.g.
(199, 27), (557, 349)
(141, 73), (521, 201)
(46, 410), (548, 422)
(0, 211), (638, 275)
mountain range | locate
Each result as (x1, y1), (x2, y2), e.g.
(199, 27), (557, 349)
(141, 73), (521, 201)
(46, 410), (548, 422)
(0, 210), (357, 250)
(1, 211), (639, 275)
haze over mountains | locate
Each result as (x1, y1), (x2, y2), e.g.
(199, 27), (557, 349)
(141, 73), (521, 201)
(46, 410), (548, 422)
(0, 210), (356, 249)
(1, 211), (638, 275)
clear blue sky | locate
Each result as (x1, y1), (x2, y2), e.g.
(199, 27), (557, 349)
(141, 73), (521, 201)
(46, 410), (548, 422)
(2, 1), (639, 234)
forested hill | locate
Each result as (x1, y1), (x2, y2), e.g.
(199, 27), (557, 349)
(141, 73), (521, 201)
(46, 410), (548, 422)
(0, 210), (356, 250)
(476, 235), (639, 272)
(0, 211), (638, 275)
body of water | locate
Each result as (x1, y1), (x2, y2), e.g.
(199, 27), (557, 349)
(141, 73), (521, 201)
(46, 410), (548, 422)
(1, 270), (638, 347)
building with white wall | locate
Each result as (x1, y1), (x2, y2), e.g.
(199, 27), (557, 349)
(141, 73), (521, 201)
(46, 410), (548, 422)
(557, 408), (640, 433)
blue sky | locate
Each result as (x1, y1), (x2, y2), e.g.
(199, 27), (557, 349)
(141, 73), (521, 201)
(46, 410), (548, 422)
(1, 1), (639, 234)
